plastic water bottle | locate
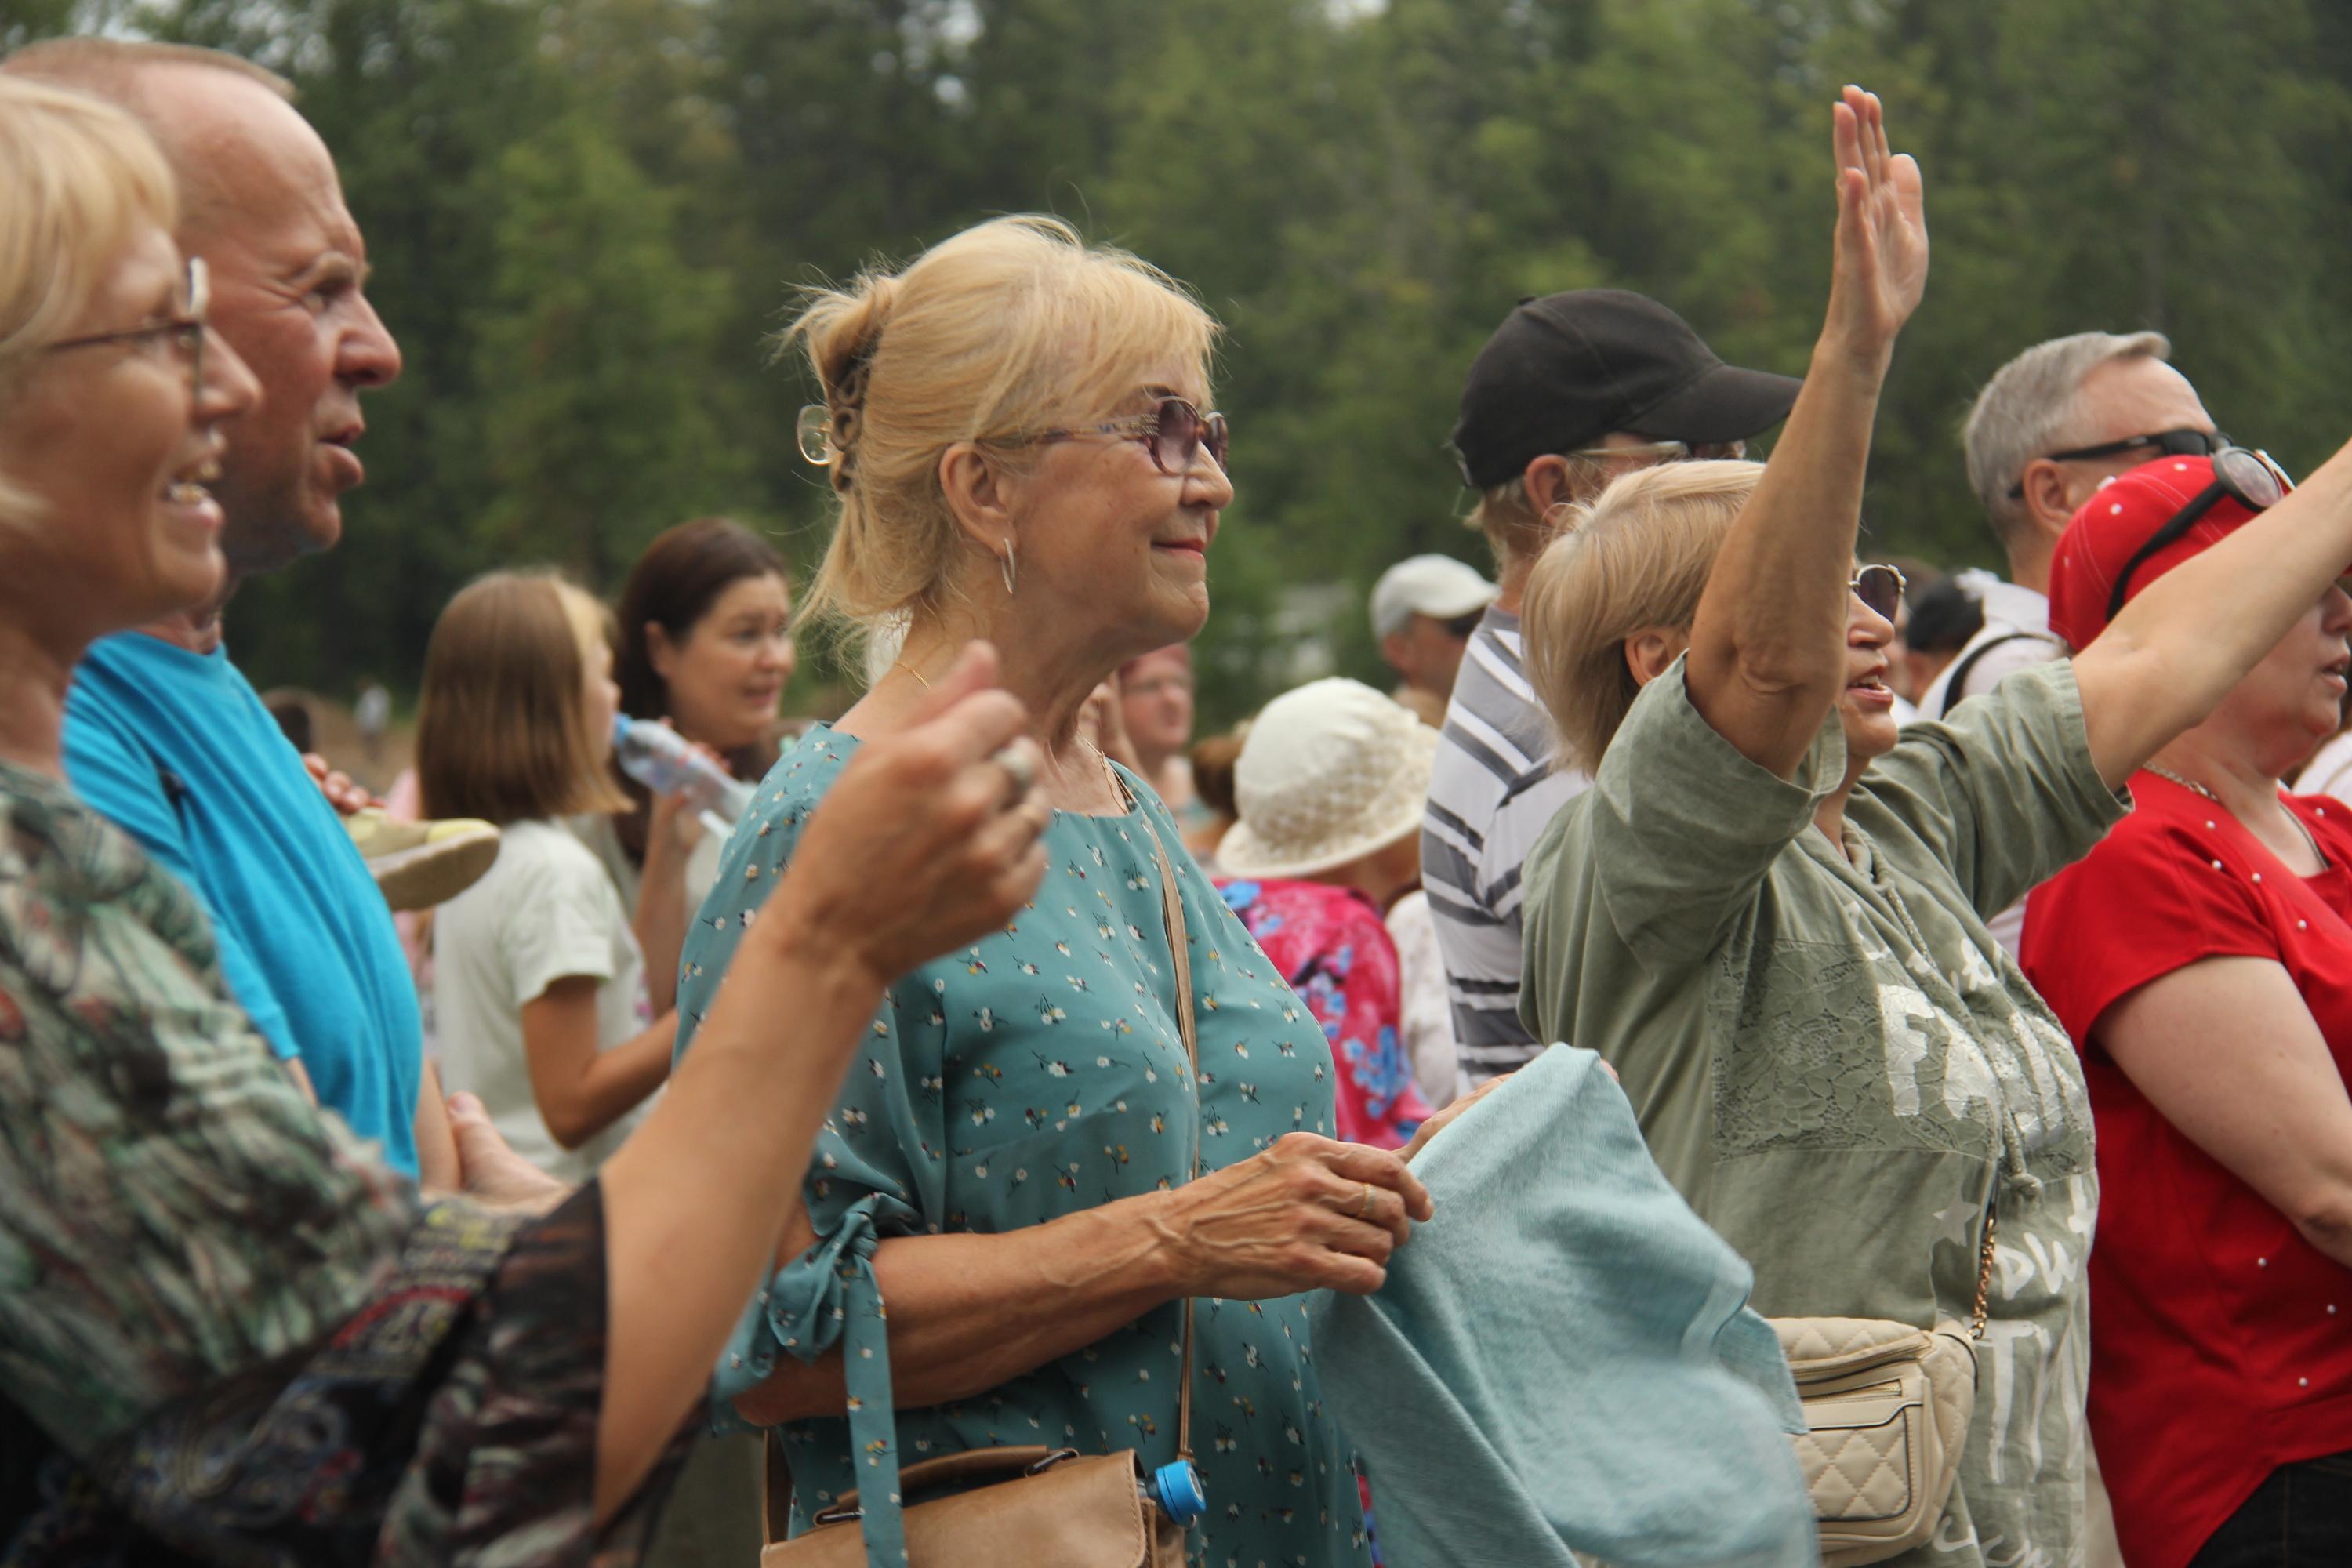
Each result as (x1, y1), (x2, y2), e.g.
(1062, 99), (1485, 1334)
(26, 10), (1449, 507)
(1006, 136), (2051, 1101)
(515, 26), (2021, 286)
(612, 715), (753, 840)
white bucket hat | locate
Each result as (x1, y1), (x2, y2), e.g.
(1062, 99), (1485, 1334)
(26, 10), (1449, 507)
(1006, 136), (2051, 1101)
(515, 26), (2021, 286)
(1218, 678), (1441, 880)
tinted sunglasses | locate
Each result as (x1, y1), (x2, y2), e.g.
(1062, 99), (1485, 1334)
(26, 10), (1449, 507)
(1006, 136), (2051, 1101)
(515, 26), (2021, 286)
(2007, 427), (2230, 499)
(1851, 563), (1905, 620)
(2103, 447), (2295, 621)
(1006, 395), (1229, 476)
(1440, 609), (1486, 638)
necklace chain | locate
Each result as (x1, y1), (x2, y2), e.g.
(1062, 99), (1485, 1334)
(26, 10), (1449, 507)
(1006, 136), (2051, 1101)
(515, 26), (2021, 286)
(2145, 761), (2331, 868)
(2142, 762), (2219, 802)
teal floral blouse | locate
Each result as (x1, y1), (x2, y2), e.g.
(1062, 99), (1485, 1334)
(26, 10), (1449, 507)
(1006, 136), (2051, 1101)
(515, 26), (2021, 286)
(676, 728), (1372, 1568)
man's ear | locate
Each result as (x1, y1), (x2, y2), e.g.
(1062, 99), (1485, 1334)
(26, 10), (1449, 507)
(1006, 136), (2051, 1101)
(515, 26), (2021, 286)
(938, 442), (1018, 562)
(1523, 453), (1576, 521)
(2017, 458), (2079, 539)
(1622, 626), (1690, 688)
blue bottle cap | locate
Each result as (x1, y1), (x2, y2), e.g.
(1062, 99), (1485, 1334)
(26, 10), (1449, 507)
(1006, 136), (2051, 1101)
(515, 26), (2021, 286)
(1149, 1459), (1207, 1526)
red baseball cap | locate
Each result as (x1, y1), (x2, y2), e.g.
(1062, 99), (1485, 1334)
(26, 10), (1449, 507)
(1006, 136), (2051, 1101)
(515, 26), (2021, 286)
(2048, 455), (2261, 648)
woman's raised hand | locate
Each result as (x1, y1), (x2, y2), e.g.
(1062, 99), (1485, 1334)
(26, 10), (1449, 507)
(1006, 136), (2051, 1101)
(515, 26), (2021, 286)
(1824, 85), (1927, 360)
(768, 641), (1050, 988)
(1152, 1131), (1434, 1299)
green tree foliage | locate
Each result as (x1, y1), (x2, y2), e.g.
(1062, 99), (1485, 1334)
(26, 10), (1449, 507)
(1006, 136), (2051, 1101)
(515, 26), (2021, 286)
(14, 0), (2350, 724)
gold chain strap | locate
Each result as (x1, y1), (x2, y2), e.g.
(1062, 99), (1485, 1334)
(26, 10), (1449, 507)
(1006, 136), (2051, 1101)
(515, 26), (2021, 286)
(1969, 1212), (1999, 1341)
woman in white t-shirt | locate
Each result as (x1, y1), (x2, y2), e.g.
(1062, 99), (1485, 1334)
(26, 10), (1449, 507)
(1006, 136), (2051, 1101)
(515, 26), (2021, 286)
(418, 571), (690, 1180)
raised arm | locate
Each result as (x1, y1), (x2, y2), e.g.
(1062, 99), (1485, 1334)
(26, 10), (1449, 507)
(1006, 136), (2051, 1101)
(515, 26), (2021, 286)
(2073, 440), (2352, 789)
(1686, 87), (1926, 776)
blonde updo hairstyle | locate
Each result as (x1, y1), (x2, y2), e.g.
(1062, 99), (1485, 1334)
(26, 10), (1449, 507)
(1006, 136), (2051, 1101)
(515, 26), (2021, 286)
(1522, 459), (1762, 774)
(0, 77), (180, 527)
(785, 215), (1219, 639)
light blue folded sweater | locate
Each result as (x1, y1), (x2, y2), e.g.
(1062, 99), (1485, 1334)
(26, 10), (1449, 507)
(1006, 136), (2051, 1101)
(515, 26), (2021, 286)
(1308, 1044), (1817, 1567)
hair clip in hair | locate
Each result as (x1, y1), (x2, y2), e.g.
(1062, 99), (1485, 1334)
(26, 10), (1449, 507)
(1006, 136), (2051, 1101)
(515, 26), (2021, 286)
(796, 405), (838, 466)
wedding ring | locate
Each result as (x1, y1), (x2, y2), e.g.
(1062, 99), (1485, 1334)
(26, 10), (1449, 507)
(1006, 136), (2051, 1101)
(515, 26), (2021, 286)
(1355, 1182), (1374, 1219)
(991, 741), (1038, 797)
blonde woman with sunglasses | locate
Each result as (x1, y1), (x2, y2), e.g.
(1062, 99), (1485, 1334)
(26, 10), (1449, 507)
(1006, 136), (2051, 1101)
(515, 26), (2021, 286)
(1517, 87), (2352, 1568)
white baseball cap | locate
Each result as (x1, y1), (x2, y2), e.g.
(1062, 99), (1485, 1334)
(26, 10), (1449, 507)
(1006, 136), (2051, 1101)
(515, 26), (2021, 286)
(1369, 554), (1497, 638)
(1218, 679), (1440, 880)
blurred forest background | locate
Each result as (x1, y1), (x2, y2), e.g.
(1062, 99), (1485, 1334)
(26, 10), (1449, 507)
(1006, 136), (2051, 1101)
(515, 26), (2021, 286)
(8, 0), (2351, 723)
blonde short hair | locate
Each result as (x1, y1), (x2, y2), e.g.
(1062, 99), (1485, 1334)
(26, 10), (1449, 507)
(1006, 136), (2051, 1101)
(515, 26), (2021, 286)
(784, 215), (1219, 637)
(418, 572), (629, 826)
(1522, 459), (1761, 773)
(0, 78), (180, 526)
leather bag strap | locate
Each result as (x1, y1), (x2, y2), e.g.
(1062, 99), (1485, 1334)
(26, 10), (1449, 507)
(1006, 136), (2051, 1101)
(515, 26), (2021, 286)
(1129, 772), (1201, 1468)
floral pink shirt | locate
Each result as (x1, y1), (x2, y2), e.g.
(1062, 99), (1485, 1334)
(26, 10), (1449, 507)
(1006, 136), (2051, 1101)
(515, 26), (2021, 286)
(1218, 879), (1432, 1149)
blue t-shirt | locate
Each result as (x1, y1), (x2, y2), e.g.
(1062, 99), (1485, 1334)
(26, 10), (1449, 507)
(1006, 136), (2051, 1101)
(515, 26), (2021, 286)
(64, 633), (422, 1174)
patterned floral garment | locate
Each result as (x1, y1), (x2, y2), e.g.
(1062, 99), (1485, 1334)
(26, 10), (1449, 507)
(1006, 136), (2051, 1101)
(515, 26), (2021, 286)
(0, 758), (685, 1566)
(1215, 881), (1430, 1150)
(679, 728), (1374, 1568)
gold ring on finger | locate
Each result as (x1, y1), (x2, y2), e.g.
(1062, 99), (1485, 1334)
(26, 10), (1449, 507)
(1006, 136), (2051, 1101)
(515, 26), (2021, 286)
(1356, 1181), (1374, 1219)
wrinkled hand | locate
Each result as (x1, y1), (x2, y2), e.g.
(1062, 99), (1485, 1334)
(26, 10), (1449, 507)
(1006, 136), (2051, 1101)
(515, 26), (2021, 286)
(445, 1091), (571, 1213)
(768, 642), (1049, 986)
(303, 753), (376, 815)
(1154, 1131), (1434, 1298)
(1399, 1073), (1512, 1164)
(1824, 86), (1927, 358)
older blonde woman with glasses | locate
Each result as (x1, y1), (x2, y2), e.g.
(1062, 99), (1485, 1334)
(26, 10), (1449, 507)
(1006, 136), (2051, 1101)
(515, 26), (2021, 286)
(0, 75), (1048, 1563)
(677, 216), (1437, 1568)
(1516, 86), (2352, 1568)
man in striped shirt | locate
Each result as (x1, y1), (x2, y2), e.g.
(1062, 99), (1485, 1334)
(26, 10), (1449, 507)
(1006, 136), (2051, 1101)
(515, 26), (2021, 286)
(1424, 290), (1799, 1080)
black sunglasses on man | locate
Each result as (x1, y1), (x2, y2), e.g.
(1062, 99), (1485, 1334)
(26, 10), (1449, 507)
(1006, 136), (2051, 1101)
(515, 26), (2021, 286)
(2006, 427), (2234, 501)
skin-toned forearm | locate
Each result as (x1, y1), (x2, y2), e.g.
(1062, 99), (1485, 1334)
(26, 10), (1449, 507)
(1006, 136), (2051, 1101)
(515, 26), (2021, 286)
(413, 1059), (460, 1192)
(633, 833), (692, 1015)
(1686, 336), (1889, 775)
(591, 923), (890, 1524)
(520, 989), (678, 1151)
(731, 1192), (1188, 1427)
(2076, 438), (2352, 789)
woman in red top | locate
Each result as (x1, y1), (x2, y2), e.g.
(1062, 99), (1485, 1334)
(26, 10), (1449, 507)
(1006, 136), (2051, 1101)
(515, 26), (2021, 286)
(2023, 452), (2352, 1568)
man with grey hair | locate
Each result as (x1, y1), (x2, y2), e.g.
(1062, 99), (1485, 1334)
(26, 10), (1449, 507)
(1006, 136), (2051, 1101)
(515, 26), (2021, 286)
(1929, 332), (2218, 967)
(1929, 330), (2220, 718)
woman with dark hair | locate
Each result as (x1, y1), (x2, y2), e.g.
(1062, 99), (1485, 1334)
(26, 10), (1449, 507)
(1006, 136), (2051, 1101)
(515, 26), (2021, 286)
(575, 517), (795, 1004)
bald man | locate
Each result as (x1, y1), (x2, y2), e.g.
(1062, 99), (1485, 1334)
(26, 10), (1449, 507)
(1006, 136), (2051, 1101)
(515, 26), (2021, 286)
(1, 42), (424, 1171)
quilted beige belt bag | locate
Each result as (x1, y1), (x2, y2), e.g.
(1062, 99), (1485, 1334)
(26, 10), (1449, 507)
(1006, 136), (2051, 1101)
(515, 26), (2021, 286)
(1770, 1214), (1997, 1567)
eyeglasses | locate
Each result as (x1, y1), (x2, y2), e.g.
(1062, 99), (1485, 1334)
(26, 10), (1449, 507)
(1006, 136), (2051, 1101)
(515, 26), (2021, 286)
(1440, 608), (1486, 639)
(2006, 427), (2229, 499)
(1851, 563), (1906, 620)
(44, 257), (209, 390)
(1000, 395), (1229, 476)
(1562, 438), (1748, 464)
(2103, 446), (2296, 621)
